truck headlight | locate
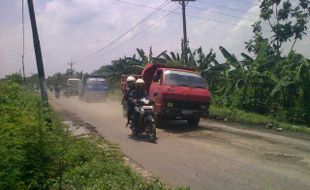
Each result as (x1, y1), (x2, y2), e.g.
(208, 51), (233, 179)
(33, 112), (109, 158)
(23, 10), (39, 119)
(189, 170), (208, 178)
(200, 105), (207, 110)
(167, 102), (174, 108)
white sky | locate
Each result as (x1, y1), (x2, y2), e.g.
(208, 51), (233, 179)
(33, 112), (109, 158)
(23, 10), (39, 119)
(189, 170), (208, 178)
(0, 0), (309, 78)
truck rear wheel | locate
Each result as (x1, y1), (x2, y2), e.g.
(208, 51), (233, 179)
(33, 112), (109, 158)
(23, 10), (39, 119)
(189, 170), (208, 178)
(187, 117), (200, 127)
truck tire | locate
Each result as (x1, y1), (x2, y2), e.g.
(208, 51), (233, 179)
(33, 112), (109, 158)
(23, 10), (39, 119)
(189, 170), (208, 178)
(187, 117), (200, 127)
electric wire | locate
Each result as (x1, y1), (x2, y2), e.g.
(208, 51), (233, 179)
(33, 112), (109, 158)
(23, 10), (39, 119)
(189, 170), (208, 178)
(84, 0), (170, 59)
(113, 0), (253, 28)
(98, 6), (180, 57)
(83, 0), (262, 61)
(188, 5), (257, 23)
(196, 0), (257, 15)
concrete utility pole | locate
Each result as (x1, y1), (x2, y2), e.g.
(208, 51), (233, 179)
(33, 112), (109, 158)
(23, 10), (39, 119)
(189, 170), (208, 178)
(22, 0), (26, 83)
(27, 0), (48, 103)
(172, 0), (195, 64)
(67, 59), (75, 71)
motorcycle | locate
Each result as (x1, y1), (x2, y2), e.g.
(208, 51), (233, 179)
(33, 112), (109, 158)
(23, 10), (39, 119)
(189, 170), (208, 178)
(129, 98), (156, 142)
(55, 89), (60, 99)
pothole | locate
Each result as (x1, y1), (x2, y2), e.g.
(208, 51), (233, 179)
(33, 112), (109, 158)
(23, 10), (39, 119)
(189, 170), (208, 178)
(263, 153), (302, 163)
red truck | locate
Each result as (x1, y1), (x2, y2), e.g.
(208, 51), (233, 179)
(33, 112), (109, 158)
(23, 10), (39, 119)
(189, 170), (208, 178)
(121, 63), (212, 127)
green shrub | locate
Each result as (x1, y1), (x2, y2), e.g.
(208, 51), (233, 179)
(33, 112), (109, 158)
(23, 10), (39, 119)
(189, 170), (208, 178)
(209, 105), (310, 134)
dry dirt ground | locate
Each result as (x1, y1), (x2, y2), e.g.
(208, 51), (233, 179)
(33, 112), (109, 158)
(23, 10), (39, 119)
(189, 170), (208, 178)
(50, 96), (310, 190)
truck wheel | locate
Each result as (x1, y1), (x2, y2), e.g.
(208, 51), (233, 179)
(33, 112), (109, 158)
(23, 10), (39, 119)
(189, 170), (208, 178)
(187, 117), (200, 127)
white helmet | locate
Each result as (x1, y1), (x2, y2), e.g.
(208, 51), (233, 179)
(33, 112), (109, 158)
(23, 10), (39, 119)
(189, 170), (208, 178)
(135, 78), (145, 84)
(126, 76), (135, 82)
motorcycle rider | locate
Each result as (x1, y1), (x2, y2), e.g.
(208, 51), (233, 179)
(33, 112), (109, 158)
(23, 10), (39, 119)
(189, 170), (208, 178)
(128, 79), (148, 128)
(54, 82), (61, 98)
(123, 76), (136, 126)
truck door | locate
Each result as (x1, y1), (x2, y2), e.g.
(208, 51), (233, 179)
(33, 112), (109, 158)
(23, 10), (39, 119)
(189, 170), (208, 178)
(149, 69), (163, 113)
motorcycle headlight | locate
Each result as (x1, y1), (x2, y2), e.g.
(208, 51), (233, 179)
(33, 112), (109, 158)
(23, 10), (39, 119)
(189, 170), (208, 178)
(167, 102), (173, 108)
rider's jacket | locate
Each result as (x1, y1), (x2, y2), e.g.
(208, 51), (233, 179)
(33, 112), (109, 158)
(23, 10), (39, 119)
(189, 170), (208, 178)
(128, 89), (148, 106)
(124, 87), (135, 103)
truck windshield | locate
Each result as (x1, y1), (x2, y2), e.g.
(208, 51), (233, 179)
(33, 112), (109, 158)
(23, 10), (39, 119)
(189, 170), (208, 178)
(165, 70), (207, 88)
(86, 81), (108, 90)
(68, 81), (80, 88)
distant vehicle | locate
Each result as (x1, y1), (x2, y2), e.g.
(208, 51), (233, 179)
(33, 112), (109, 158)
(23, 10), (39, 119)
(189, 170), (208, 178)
(64, 78), (81, 97)
(79, 75), (108, 102)
(55, 83), (61, 99)
(122, 63), (212, 128)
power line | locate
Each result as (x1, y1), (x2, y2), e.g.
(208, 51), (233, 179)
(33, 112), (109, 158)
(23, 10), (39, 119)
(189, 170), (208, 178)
(188, 5), (257, 23)
(84, 0), (170, 59)
(82, 0), (261, 62)
(195, 0), (257, 15)
(111, 0), (253, 28)
(234, 0), (256, 4)
(90, 6), (180, 59)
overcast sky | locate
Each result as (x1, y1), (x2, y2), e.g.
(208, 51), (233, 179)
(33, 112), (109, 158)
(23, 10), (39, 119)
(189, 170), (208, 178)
(1, 0), (309, 78)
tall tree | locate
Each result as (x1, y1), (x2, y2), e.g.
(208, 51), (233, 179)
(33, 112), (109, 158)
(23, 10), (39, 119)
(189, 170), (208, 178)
(246, 0), (310, 55)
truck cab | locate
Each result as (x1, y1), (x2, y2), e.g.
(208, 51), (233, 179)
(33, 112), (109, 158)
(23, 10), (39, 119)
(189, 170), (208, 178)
(142, 63), (211, 127)
(79, 75), (108, 102)
(64, 78), (81, 97)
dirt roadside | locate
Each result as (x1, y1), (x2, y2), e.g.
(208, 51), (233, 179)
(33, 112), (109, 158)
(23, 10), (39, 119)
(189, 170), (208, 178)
(50, 96), (310, 190)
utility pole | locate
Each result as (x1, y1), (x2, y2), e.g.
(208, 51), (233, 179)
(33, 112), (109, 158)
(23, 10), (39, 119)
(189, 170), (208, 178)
(21, 0), (26, 83)
(27, 0), (48, 103)
(67, 59), (75, 76)
(67, 59), (75, 71)
(172, 0), (195, 64)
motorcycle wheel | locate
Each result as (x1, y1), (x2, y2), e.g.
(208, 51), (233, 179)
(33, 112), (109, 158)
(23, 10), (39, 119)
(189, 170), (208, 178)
(148, 122), (157, 143)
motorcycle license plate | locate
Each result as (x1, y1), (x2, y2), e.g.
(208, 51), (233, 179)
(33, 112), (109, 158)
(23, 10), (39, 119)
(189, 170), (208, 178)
(142, 106), (153, 110)
(182, 110), (193, 115)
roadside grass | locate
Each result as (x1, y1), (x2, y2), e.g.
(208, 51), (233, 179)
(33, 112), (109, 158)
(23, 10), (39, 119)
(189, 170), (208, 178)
(0, 82), (188, 190)
(209, 105), (310, 135)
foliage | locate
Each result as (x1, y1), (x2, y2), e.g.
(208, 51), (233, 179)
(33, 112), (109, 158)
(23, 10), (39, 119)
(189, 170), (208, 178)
(0, 81), (185, 189)
(246, 0), (310, 54)
(209, 105), (310, 134)
(0, 81), (64, 189)
(3, 73), (24, 85)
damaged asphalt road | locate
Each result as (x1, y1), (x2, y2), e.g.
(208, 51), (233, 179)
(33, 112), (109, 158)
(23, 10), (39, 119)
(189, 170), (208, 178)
(51, 96), (310, 190)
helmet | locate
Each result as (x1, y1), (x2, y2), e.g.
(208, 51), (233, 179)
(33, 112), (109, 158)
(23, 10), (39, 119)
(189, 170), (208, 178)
(126, 76), (135, 82)
(135, 79), (145, 84)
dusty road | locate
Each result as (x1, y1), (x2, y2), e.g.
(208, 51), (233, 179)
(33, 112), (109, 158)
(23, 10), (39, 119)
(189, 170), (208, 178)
(51, 96), (310, 190)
